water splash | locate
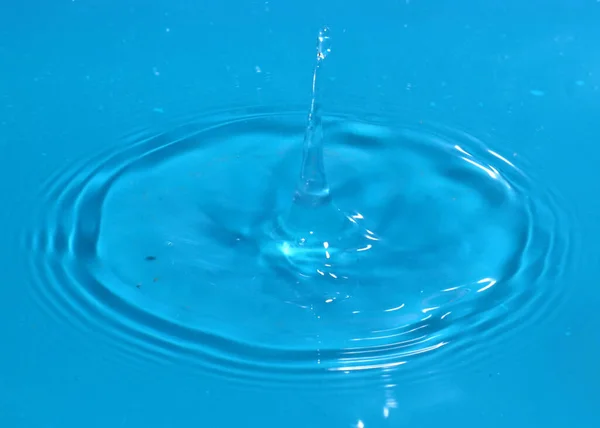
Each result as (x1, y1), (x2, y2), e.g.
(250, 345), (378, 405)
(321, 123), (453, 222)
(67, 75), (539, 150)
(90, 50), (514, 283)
(21, 27), (572, 393)
(294, 26), (332, 207)
(273, 27), (374, 280)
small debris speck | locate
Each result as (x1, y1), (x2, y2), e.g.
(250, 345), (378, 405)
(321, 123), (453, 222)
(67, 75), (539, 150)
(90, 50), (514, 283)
(145, 256), (157, 261)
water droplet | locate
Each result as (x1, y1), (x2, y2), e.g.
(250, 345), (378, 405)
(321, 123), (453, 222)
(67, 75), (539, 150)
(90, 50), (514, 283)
(316, 27), (331, 62)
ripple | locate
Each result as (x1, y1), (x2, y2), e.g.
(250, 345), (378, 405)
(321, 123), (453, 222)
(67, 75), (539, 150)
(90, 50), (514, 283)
(23, 105), (571, 388)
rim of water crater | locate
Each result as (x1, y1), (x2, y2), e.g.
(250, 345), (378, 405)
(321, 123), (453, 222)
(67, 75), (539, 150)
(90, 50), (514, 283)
(21, 105), (575, 388)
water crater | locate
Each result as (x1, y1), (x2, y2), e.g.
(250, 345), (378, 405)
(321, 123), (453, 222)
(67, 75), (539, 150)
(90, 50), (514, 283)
(23, 27), (570, 387)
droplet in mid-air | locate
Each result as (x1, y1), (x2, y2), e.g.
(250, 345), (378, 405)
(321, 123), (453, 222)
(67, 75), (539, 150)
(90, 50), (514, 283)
(317, 27), (332, 61)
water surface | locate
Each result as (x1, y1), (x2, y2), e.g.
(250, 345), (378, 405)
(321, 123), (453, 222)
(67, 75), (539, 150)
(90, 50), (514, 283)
(1, 1), (599, 427)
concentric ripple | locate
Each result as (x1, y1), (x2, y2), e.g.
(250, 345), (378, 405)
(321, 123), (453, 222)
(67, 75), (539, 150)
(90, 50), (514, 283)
(24, 106), (570, 386)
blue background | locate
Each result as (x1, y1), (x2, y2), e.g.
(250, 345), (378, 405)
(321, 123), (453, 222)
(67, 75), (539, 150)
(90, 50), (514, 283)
(1, 0), (599, 427)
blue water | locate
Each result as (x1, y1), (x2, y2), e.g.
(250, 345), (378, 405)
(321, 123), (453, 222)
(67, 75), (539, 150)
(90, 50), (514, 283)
(2, 1), (600, 427)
